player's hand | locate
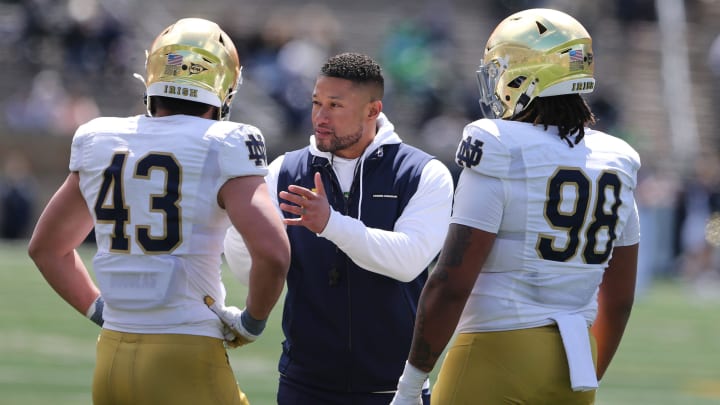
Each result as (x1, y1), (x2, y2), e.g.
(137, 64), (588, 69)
(204, 296), (260, 348)
(390, 361), (428, 405)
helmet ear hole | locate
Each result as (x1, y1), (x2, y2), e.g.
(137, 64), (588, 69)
(508, 76), (526, 89)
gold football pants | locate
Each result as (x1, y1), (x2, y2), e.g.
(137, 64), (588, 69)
(432, 326), (597, 404)
(93, 329), (250, 405)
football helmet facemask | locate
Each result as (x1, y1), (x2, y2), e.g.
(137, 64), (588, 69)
(140, 17), (241, 120)
(477, 8), (595, 119)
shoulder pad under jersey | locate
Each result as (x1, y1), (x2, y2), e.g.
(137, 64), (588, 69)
(454, 119), (511, 178)
(211, 121), (269, 178)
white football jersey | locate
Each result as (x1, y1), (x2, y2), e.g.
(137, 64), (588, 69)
(70, 114), (268, 336)
(451, 119), (641, 332)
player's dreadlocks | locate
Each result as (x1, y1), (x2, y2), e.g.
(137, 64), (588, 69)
(320, 52), (384, 100)
(511, 94), (596, 148)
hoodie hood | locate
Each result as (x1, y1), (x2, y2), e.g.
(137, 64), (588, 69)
(308, 112), (402, 159)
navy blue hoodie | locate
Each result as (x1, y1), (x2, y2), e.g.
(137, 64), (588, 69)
(276, 141), (433, 393)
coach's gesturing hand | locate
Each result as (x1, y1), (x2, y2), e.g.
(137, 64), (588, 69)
(279, 172), (331, 234)
(204, 296), (267, 348)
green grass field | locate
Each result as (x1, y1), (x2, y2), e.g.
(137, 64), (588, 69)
(2, 241), (719, 405)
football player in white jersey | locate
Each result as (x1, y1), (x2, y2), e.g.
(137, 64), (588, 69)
(28, 18), (290, 405)
(392, 8), (640, 405)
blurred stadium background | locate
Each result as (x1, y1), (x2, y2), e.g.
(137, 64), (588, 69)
(1, 0), (720, 403)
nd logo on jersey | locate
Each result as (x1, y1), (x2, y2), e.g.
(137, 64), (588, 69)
(245, 133), (267, 167)
(456, 136), (484, 168)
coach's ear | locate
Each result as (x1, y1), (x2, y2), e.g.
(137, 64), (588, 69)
(367, 100), (382, 120)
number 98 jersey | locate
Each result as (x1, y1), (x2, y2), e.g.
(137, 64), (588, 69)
(451, 118), (641, 332)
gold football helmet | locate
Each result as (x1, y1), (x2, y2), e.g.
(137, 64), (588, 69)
(477, 8), (595, 119)
(141, 17), (241, 120)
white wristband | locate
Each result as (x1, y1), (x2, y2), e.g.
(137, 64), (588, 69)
(398, 361), (429, 396)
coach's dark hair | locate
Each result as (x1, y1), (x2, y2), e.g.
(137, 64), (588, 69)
(320, 52), (384, 100)
(150, 96), (217, 118)
(510, 94), (596, 147)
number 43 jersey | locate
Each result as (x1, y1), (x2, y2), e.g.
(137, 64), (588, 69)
(69, 114), (268, 336)
(451, 118), (641, 332)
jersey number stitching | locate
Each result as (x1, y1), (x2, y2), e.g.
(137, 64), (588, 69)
(536, 168), (622, 264)
(94, 152), (182, 253)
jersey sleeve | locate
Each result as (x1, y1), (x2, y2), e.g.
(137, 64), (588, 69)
(455, 119), (511, 179)
(451, 168), (505, 233)
(615, 199), (641, 246)
(216, 123), (269, 181)
(69, 119), (98, 172)
(608, 137), (641, 246)
(614, 137), (642, 189)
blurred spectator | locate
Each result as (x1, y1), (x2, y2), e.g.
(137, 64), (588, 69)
(0, 152), (37, 239)
(4, 69), (69, 134)
(0, 2), (27, 50)
(416, 103), (467, 182)
(274, 3), (342, 134)
(228, 4), (342, 138)
(635, 166), (680, 295)
(614, 0), (657, 24)
(588, 93), (620, 133)
(13, 0), (128, 77)
(709, 32), (720, 151)
(379, 1), (461, 131)
(56, 86), (101, 135)
(380, 18), (443, 128)
(710, 33), (720, 77)
(61, 7), (126, 78)
(488, 0), (545, 19)
(4, 0), (128, 137)
(4, 69), (99, 136)
(673, 153), (720, 288)
(14, 0), (63, 68)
